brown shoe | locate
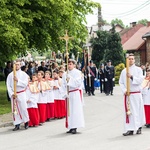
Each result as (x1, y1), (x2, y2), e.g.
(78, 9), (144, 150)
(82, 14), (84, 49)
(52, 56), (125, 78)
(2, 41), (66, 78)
(123, 131), (133, 136)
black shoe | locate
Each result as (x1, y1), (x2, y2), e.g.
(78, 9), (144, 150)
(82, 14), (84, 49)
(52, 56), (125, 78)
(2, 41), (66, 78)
(123, 131), (133, 136)
(136, 127), (142, 134)
(92, 93), (95, 96)
(13, 124), (20, 131)
(88, 93), (91, 96)
(24, 122), (29, 129)
(39, 123), (43, 126)
(71, 128), (77, 134)
(145, 124), (150, 128)
(46, 118), (50, 122)
(66, 129), (73, 133)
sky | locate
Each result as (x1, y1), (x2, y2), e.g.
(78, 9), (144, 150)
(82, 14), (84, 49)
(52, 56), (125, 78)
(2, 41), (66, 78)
(86, 0), (150, 27)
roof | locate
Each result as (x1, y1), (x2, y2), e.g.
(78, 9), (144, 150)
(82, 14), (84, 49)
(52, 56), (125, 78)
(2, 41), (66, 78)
(123, 26), (150, 51)
(142, 32), (150, 38)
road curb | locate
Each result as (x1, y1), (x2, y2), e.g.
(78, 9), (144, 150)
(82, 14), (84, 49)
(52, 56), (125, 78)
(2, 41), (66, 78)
(0, 122), (13, 128)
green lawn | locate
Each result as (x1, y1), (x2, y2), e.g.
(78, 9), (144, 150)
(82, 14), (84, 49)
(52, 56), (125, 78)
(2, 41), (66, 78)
(0, 81), (11, 115)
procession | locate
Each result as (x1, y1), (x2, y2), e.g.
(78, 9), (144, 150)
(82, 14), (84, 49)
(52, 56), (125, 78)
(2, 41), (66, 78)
(2, 52), (150, 150)
(2, 51), (150, 137)
(1, 0), (150, 150)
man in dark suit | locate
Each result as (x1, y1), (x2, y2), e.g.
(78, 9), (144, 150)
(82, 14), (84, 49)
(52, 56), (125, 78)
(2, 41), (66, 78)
(27, 62), (36, 79)
(38, 61), (48, 73)
(86, 60), (97, 96)
(104, 60), (115, 95)
(98, 63), (106, 93)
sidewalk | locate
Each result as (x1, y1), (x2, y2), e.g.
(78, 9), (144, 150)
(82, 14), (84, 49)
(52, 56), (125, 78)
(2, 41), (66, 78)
(0, 113), (13, 128)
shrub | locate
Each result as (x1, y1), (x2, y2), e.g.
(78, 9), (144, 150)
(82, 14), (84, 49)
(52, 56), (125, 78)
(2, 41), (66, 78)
(115, 63), (125, 84)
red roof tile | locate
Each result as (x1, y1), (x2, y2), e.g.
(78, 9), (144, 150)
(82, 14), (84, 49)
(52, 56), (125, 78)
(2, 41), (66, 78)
(123, 26), (150, 51)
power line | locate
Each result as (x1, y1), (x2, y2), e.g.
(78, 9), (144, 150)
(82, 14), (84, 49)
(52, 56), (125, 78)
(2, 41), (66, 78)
(116, 2), (150, 18)
(102, 0), (150, 16)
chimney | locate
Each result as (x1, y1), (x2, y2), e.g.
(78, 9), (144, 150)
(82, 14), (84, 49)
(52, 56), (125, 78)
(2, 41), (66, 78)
(147, 21), (150, 27)
(130, 22), (136, 27)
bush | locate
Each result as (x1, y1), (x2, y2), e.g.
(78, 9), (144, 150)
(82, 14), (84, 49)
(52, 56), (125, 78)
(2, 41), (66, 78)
(0, 72), (5, 81)
(115, 63), (125, 84)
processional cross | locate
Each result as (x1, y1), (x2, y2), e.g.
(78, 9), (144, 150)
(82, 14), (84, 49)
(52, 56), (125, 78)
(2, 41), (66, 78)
(60, 30), (73, 128)
(60, 30), (73, 66)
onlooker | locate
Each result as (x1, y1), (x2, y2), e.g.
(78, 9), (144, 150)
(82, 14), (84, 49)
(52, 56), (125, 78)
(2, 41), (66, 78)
(27, 62), (36, 79)
(86, 60), (97, 96)
(4, 61), (12, 101)
(104, 60), (115, 95)
(98, 63), (106, 93)
(141, 64), (146, 76)
(38, 61), (48, 73)
(145, 62), (150, 72)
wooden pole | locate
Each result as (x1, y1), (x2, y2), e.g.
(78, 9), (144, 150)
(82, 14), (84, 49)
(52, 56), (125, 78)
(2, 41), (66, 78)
(126, 55), (131, 115)
(13, 64), (17, 95)
(126, 57), (130, 96)
(13, 63), (17, 115)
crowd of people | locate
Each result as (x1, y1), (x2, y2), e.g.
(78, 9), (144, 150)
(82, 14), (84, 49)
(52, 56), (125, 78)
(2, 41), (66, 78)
(82, 59), (115, 97)
(3, 54), (150, 136)
(5, 59), (85, 134)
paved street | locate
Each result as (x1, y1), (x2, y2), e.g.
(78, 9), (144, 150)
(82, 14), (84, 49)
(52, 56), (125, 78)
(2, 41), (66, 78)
(1, 85), (150, 150)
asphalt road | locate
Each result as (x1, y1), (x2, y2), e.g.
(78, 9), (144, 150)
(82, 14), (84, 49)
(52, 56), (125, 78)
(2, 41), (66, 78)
(0, 86), (150, 150)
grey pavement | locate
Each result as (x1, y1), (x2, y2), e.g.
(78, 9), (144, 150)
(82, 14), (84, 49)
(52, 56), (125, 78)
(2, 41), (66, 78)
(0, 85), (150, 150)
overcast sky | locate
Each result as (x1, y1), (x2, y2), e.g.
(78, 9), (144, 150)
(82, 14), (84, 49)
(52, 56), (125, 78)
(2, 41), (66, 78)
(86, 0), (150, 27)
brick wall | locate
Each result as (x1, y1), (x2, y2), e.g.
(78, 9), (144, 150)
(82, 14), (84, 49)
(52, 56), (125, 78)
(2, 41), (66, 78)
(146, 37), (150, 63)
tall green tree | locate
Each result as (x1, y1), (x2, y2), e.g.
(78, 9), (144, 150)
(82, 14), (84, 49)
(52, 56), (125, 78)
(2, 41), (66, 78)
(104, 25), (125, 66)
(90, 30), (108, 67)
(0, 0), (99, 66)
(138, 19), (148, 26)
(111, 18), (125, 28)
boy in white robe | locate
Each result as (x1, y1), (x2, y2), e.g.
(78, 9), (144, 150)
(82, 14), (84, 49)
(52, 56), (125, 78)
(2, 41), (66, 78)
(61, 59), (85, 134)
(26, 73), (40, 127)
(37, 71), (49, 124)
(6, 60), (29, 131)
(53, 70), (65, 118)
(45, 71), (55, 121)
(119, 53), (145, 136)
(142, 70), (150, 127)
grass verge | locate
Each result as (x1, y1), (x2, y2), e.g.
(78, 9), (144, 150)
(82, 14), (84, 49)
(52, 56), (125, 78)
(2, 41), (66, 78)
(0, 81), (11, 115)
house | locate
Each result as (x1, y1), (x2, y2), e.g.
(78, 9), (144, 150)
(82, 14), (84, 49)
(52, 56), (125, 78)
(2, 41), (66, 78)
(122, 22), (150, 65)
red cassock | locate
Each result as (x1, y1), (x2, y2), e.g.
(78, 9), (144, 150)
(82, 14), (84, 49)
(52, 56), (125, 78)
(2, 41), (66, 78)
(28, 108), (40, 126)
(144, 105), (150, 124)
(47, 103), (54, 119)
(38, 103), (47, 123)
(54, 100), (64, 118)
(37, 80), (50, 123)
(26, 81), (40, 126)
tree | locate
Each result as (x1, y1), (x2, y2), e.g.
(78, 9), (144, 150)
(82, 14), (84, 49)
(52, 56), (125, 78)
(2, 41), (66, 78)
(138, 19), (148, 26)
(103, 25), (125, 66)
(90, 30), (108, 67)
(0, 0), (100, 66)
(111, 18), (125, 28)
